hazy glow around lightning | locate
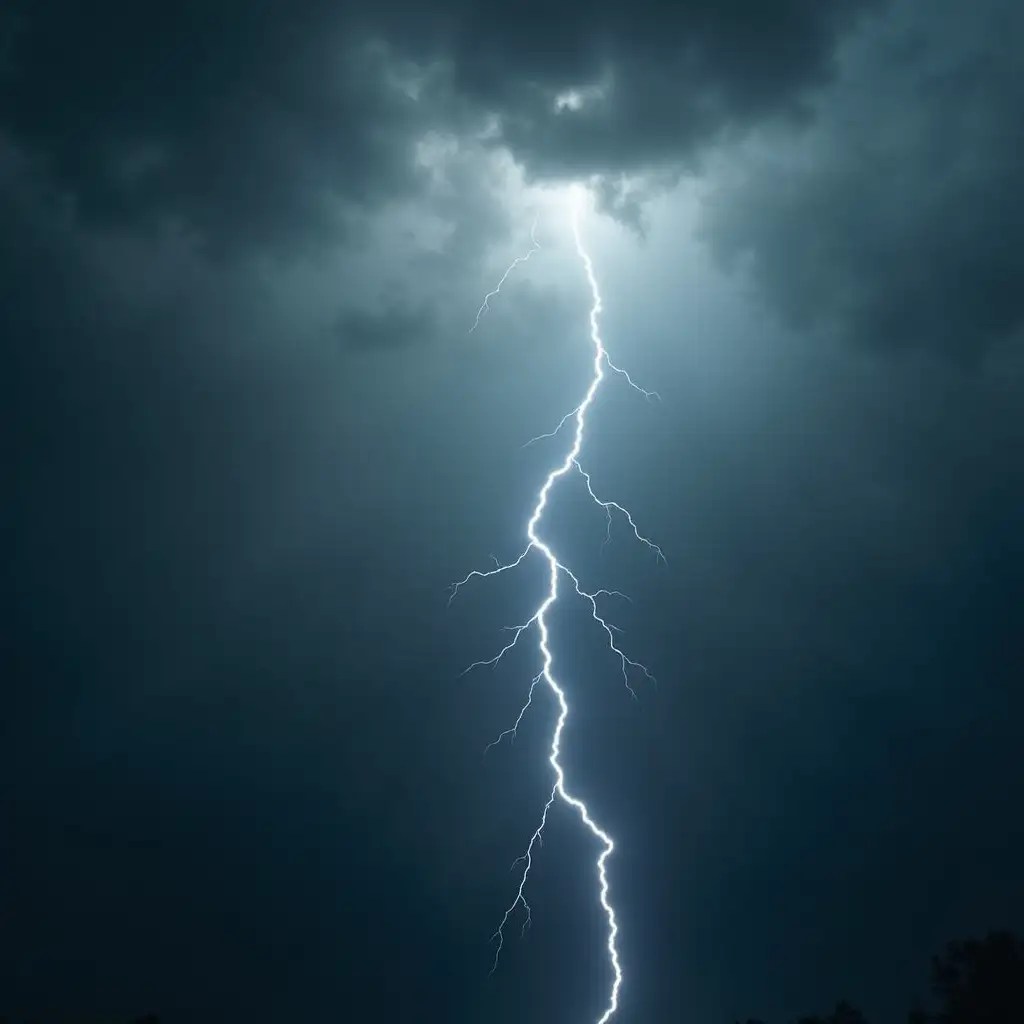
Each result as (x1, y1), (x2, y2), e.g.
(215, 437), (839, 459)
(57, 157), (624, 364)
(452, 186), (661, 1024)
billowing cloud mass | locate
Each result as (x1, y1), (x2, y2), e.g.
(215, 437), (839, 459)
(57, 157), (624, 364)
(1, 3), (428, 253)
(4, 0), (878, 252)
(7, 0), (1021, 360)
(701, 0), (1024, 360)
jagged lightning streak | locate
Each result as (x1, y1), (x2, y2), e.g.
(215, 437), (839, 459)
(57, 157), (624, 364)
(468, 214), (540, 334)
(451, 186), (662, 1024)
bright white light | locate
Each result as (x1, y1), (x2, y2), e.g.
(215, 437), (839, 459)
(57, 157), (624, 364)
(553, 81), (610, 114)
(556, 89), (585, 112)
(452, 187), (662, 1023)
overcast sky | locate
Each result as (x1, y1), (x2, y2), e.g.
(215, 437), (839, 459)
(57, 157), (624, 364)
(3, 1), (1023, 1022)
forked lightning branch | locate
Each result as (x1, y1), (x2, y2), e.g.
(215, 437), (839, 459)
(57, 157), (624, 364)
(449, 186), (663, 1024)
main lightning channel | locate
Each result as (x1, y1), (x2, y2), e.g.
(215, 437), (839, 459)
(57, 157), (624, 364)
(451, 192), (661, 1024)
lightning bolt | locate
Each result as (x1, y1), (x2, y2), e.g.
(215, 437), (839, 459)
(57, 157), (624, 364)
(451, 185), (662, 1024)
(467, 214), (540, 334)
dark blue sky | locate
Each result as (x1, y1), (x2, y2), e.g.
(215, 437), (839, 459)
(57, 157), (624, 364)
(3, 1), (1023, 1022)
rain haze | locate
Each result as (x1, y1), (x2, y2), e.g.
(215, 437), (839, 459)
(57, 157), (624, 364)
(3, 1), (1023, 1022)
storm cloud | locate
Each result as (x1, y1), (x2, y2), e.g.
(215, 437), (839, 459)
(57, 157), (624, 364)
(701, 0), (1024, 360)
(4, 0), (879, 251)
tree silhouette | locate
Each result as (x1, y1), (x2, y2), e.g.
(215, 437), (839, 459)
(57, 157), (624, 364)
(798, 1000), (868, 1024)
(909, 930), (1024, 1024)
(735, 996), (868, 1024)
(735, 931), (1023, 1024)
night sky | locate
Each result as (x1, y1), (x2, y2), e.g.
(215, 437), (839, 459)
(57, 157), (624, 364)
(3, 1), (1023, 1022)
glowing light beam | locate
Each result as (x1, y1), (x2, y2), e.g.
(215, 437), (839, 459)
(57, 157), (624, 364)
(451, 188), (662, 1024)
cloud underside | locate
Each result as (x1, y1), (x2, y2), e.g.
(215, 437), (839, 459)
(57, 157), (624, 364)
(3, 0), (877, 246)
(4, 0), (1023, 358)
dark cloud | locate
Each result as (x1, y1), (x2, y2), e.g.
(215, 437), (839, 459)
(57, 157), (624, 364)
(0, 142), (345, 727)
(338, 300), (437, 351)
(1, 2), (426, 254)
(3, 0), (881, 252)
(384, 0), (883, 176)
(701, 0), (1024, 360)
